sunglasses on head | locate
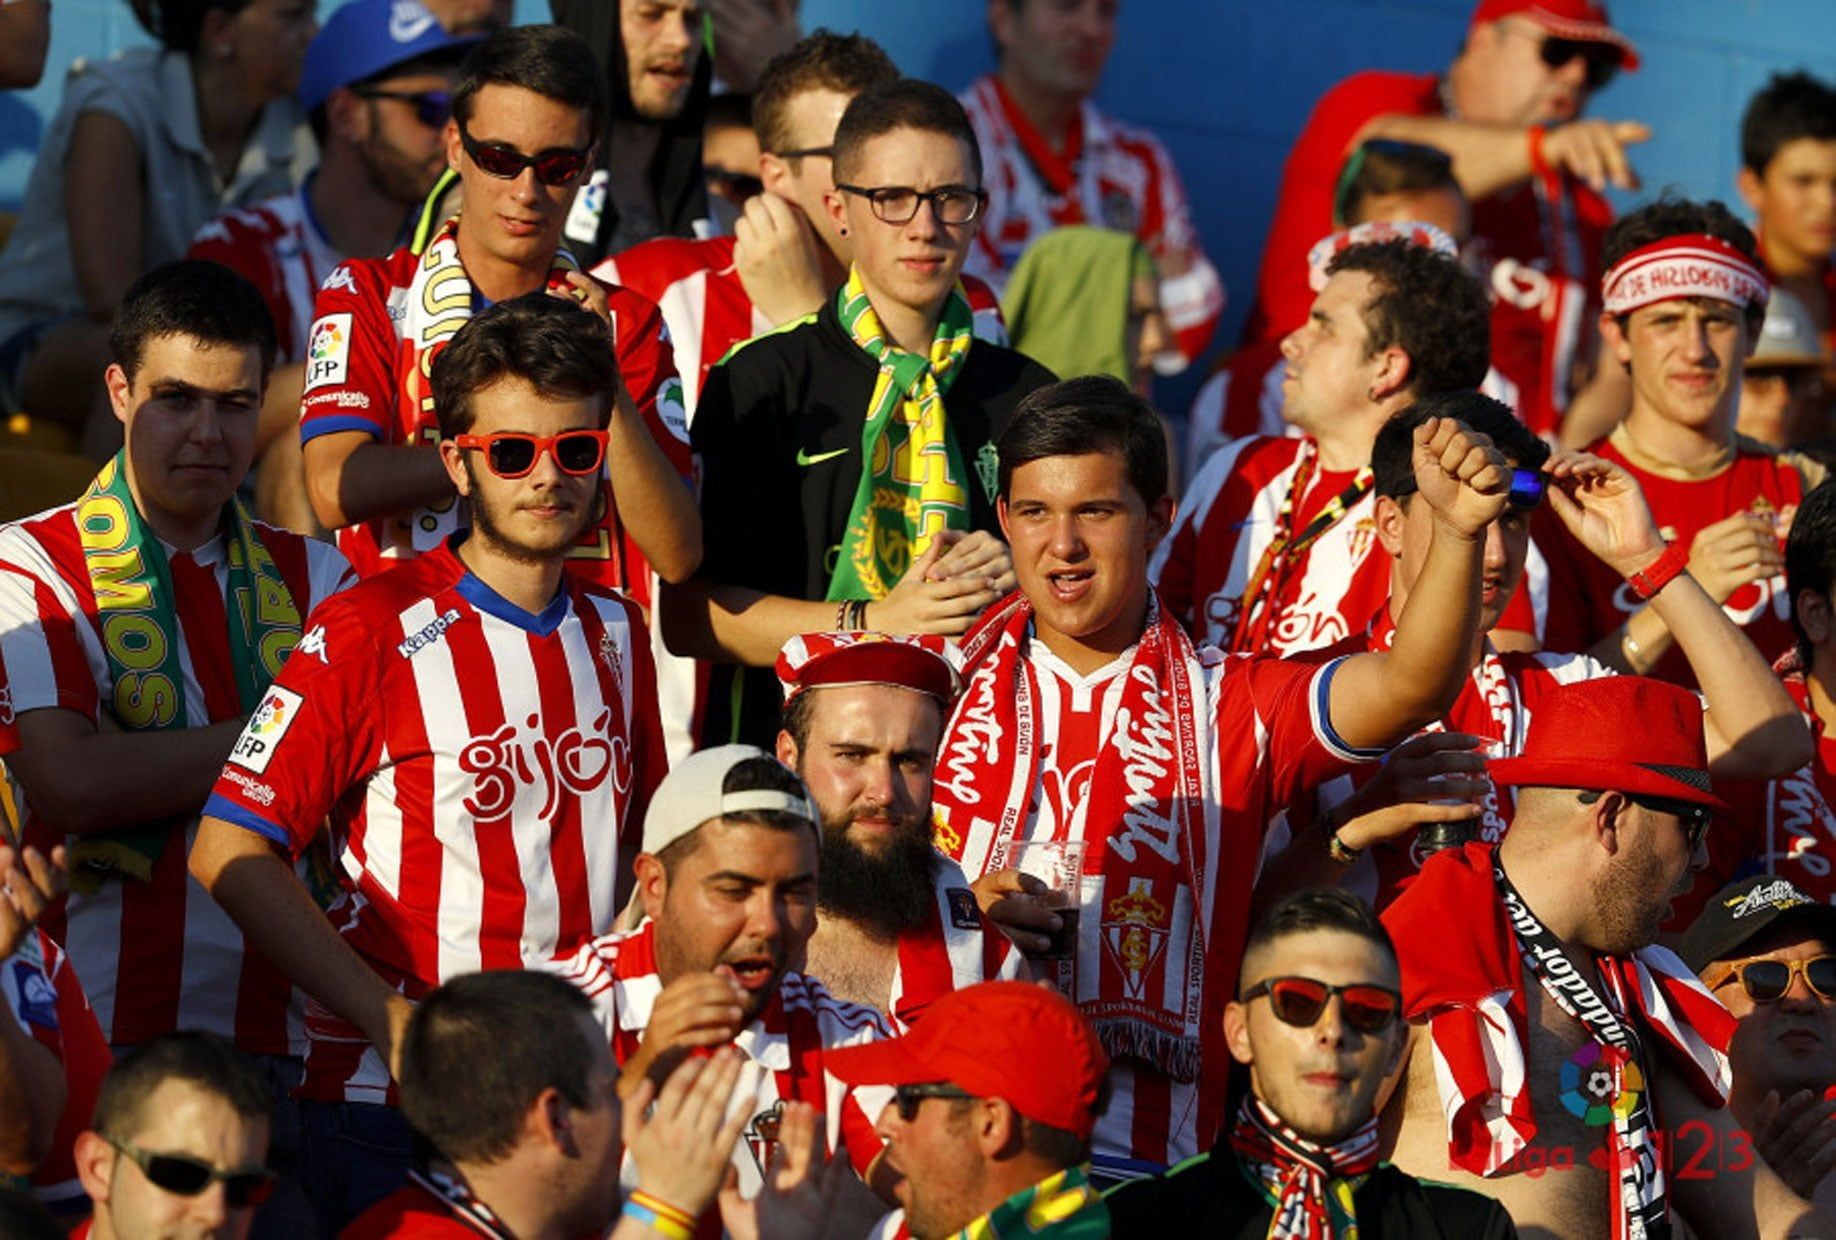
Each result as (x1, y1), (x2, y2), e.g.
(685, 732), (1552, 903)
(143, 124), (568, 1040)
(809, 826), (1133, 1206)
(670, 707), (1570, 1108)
(1577, 788), (1713, 851)
(459, 127), (593, 187)
(1241, 976), (1403, 1036)
(353, 87), (452, 129)
(1708, 955), (1836, 1004)
(109, 1140), (276, 1207)
(1535, 32), (1621, 91)
(1508, 468), (1548, 511)
(454, 430), (608, 479)
(892, 1082), (977, 1121)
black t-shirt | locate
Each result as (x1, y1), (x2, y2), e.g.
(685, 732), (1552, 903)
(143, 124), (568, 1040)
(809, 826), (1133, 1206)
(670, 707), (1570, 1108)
(1105, 1148), (1518, 1239)
(691, 296), (1056, 746)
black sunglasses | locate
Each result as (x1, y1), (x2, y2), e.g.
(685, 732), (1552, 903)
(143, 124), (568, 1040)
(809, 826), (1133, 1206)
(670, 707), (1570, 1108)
(1578, 789), (1714, 851)
(705, 167), (765, 198)
(892, 1082), (977, 1121)
(1537, 34), (1621, 91)
(109, 1139), (276, 1207)
(459, 127), (593, 187)
(1241, 976), (1403, 1036)
(1708, 956), (1836, 1004)
(774, 144), (834, 161)
(353, 87), (452, 129)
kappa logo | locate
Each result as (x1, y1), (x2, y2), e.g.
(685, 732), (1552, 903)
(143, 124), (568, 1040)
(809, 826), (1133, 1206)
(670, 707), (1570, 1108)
(321, 264), (357, 295)
(388, 0), (438, 42)
(298, 624), (329, 665)
(304, 313), (352, 391)
(397, 608), (462, 659)
(230, 686), (303, 775)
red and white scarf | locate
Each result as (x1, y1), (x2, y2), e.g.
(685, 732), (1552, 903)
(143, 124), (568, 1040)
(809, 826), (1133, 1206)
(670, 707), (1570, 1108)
(932, 590), (1215, 1081)
(1384, 843), (1733, 1240)
(1229, 1097), (1379, 1240)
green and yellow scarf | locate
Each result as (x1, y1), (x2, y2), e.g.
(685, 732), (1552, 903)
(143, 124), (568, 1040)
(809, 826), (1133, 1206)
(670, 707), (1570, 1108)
(949, 1166), (1110, 1239)
(70, 454), (301, 890)
(828, 267), (976, 601)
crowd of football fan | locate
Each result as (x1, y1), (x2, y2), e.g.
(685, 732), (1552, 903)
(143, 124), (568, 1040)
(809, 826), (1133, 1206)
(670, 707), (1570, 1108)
(0, 0), (1831, 1236)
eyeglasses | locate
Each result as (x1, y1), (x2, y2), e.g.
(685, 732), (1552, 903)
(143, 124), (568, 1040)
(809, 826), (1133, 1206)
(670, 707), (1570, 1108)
(892, 1082), (977, 1121)
(1241, 976), (1403, 1036)
(1707, 956), (1836, 1004)
(774, 145), (834, 161)
(108, 1140), (276, 1208)
(705, 167), (765, 199)
(1578, 789), (1714, 852)
(459, 127), (594, 187)
(353, 87), (452, 129)
(454, 430), (608, 478)
(1506, 20), (1621, 90)
(835, 183), (987, 226)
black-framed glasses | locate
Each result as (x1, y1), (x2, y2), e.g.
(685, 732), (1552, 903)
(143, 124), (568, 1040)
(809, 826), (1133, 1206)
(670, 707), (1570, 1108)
(108, 1139), (276, 1207)
(459, 127), (593, 187)
(835, 183), (987, 226)
(1577, 789), (1713, 851)
(774, 144), (834, 161)
(1241, 976), (1403, 1036)
(1707, 956), (1836, 1004)
(353, 87), (452, 129)
(892, 1082), (977, 1121)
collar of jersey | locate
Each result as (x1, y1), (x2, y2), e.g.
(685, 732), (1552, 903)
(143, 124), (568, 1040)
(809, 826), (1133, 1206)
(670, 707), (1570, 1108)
(455, 570), (570, 636)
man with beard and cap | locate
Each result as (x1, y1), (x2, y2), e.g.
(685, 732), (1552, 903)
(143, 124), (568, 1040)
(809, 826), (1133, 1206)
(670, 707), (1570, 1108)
(772, 632), (1024, 1031)
(546, 745), (900, 1230)
(187, 0), (479, 532)
(550, 0), (714, 265)
(1382, 676), (1834, 1239)
(1684, 876), (1836, 1220)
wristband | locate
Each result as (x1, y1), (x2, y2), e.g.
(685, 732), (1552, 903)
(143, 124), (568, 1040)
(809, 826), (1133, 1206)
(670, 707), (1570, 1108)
(1627, 541), (1689, 600)
(626, 1190), (696, 1239)
(834, 600), (851, 631)
(1526, 124), (1551, 179)
(1326, 826), (1362, 868)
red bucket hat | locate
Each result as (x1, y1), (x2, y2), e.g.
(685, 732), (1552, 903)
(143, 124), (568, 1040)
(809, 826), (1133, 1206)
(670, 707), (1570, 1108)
(1487, 676), (1726, 810)
(825, 981), (1109, 1139)
(1470, 0), (1640, 71)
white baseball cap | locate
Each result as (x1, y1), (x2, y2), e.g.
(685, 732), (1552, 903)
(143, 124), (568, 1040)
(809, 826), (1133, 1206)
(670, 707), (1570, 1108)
(641, 745), (817, 855)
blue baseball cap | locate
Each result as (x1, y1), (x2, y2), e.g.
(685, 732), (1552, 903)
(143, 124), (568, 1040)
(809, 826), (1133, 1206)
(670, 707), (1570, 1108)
(299, 0), (481, 114)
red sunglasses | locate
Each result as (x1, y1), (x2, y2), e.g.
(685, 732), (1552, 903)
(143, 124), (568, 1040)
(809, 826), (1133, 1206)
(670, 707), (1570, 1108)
(1241, 976), (1403, 1036)
(459, 127), (593, 187)
(454, 430), (608, 478)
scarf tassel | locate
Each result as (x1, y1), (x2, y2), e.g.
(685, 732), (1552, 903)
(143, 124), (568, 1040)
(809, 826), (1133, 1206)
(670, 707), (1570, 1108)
(1093, 1017), (1202, 1084)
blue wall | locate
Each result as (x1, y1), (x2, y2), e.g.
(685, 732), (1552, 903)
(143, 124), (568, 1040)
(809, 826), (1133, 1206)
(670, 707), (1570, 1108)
(11, 0), (1836, 400)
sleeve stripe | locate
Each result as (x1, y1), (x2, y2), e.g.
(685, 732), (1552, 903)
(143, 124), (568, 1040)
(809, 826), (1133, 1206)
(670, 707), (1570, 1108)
(1311, 656), (1386, 763)
(299, 416), (384, 444)
(201, 794), (291, 847)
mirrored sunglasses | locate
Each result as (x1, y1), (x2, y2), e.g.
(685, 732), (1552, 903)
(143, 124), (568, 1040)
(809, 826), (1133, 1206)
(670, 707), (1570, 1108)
(454, 430), (608, 479)
(459, 128), (593, 187)
(1242, 975), (1402, 1036)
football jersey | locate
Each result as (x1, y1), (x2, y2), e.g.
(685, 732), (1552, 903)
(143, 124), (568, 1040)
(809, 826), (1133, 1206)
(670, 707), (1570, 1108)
(202, 538), (668, 1102)
(545, 919), (892, 1232)
(960, 75), (1224, 370)
(4, 928), (110, 1208)
(938, 628), (1373, 1172)
(594, 234), (1011, 417)
(0, 510), (352, 1054)
(886, 850), (1026, 1033)
(186, 182), (343, 365)
(298, 224), (691, 608)
(1533, 432), (1806, 683)
(1245, 70), (1606, 437)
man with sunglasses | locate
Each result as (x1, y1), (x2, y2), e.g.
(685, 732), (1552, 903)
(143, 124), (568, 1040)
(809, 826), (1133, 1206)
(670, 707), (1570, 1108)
(1260, 391), (1806, 912)
(71, 1033), (276, 1240)
(1107, 888), (1515, 1236)
(1684, 876), (1836, 1220)
(1383, 675), (1834, 1239)
(298, 23), (701, 612)
(192, 295), (669, 1233)
(188, 0), (478, 534)
(1249, 0), (1646, 441)
(664, 79), (1055, 750)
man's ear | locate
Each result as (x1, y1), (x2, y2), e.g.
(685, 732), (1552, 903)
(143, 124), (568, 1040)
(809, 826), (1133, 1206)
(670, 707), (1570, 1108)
(774, 728), (800, 770)
(1144, 494), (1176, 554)
(74, 1130), (116, 1204)
(821, 187), (849, 240)
(759, 151), (792, 197)
(1736, 165), (1767, 217)
(1373, 494), (1406, 557)
(532, 1086), (577, 1155)
(325, 86), (367, 143)
(996, 495), (1013, 543)
(1797, 589), (1834, 647)
(439, 438), (471, 497)
(1591, 791), (1628, 856)
(1370, 347), (1414, 404)
(105, 364), (132, 427)
(444, 117), (464, 174)
(980, 1097), (1025, 1159)
(986, 0), (1018, 57)
(633, 852), (668, 923)
(1223, 999), (1254, 1067)
(1599, 311), (1632, 370)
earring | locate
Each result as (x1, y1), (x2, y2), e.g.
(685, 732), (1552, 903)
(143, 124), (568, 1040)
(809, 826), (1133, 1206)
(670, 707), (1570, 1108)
(838, 226), (849, 236)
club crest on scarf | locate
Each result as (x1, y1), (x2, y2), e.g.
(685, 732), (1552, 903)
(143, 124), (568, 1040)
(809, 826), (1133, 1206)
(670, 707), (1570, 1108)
(1101, 878), (1170, 1001)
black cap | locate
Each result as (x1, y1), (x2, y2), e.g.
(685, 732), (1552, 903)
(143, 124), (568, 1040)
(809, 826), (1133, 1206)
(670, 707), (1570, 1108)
(1679, 875), (1836, 972)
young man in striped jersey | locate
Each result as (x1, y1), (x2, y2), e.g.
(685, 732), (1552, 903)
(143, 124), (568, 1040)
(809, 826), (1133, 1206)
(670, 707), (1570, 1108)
(191, 295), (667, 1233)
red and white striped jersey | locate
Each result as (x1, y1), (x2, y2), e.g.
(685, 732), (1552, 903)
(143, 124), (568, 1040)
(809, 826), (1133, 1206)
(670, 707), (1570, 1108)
(594, 234), (1011, 418)
(937, 633), (1373, 1172)
(545, 919), (892, 1225)
(186, 183), (342, 365)
(202, 538), (668, 1102)
(0, 509), (351, 1054)
(1533, 433), (1807, 683)
(298, 230), (691, 610)
(5, 928), (110, 1208)
(886, 851), (1026, 1032)
(960, 75), (1224, 370)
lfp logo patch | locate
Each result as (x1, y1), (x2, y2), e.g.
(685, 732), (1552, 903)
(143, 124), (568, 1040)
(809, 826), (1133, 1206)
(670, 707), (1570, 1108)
(230, 686), (303, 775)
(1560, 1041), (1643, 1127)
(304, 314), (352, 391)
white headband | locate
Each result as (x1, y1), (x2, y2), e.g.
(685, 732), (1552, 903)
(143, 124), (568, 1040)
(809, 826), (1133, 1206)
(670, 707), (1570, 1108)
(1601, 234), (1768, 316)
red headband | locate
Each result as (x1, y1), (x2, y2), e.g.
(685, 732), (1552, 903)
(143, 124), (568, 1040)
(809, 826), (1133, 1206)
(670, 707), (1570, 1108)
(1601, 234), (1768, 316)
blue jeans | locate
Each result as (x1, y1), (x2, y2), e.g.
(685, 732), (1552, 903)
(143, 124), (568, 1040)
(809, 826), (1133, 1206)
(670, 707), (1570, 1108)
(298, 1100), (417, 1237)
(248, 1054), (314, 1240)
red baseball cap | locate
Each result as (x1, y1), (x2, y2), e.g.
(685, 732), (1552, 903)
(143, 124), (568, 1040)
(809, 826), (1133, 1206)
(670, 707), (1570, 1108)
(775, 632), (963, 704)
(825, 982), (1109, 1139)
(1470, 0), (1640, 71)
(1487, 676), (1726, 810)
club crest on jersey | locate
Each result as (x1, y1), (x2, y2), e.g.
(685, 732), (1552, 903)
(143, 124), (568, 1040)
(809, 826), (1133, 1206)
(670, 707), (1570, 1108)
(1101, 877), (1169, 1001)
(744, 1101), (784, 1178)
(231, 686), (303, 775)
(597, 632), (624, 698)
(304, 313), (352, 391)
